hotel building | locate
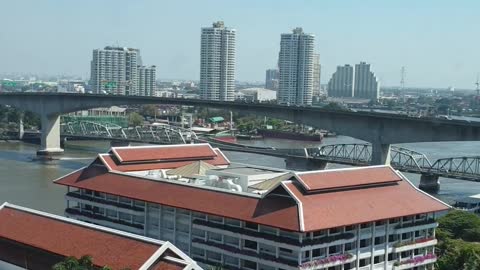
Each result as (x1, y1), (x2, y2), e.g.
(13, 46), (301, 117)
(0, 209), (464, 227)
(0, 202), (200, 270)
(55, 144), (449, 270)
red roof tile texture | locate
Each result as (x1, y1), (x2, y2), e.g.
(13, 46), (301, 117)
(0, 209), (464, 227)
(56, 168), (301, 231)
(0, 207), (159, 270)
(284, 179), (449, 231)
(113, 144), (217, 162)
(296, 167), (402, 191)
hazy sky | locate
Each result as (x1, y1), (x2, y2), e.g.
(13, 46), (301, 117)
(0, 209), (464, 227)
(1, 0), (479, 88)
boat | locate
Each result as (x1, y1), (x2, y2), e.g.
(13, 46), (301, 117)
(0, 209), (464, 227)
(257, 129), (323, 142)
(210, 130), (237, 143)
(236, 134), (263, 140)
(453, 194), (480, 214)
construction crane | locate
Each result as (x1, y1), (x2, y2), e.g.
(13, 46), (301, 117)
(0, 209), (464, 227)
(476, 73), (480, 96)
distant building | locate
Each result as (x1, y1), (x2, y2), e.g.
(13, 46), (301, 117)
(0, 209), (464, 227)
(200, 21), (236, 101)
(354, 62), (380, 100)
(237, 87), (277, 102)
(0, 202), (200, 270)
(90, 46), (156, 96)
(327, 64), (355, 98)
(278, 27), (315, 105)
(265, 69), (279, 90)
(312, 53), (321, 96)
(138, 65), (157, 96)
(55, 144), (448, 270)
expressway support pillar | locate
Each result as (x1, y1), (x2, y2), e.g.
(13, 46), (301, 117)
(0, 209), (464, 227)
(419, 173), (440, 193)
(37, 114), (64, 157)
(18, 113), (24, 140)
(371, 143), (391, 165)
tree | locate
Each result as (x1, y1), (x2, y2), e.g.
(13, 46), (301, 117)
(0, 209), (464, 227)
(128, 112), (144, 127)
(323, 102), (347, 111)
(52, 255), (111, 270)
(140, 104), (157, 117)
(437, 210), (480, 240)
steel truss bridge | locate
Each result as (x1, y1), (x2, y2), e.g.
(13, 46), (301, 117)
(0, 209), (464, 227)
(204, 139), (480, 182)
(57, 121), (480, 182)
(61, 120), (197, 145)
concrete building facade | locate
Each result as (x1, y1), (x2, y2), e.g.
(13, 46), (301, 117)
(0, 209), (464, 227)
(200, 21), (236, 101)
(354, 62), (380, 100)
(55, 144), (449, 270)
(327, 65), (355, 98)
(265, 69), (279, 91)
(312, 53), (321, 96)
(138, 65), (157, 97)
(278, 27), (315, 106)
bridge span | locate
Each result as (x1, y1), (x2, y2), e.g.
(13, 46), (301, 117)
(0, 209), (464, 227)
(1, 92), (480, 165)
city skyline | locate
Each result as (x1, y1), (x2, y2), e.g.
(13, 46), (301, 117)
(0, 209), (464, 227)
(1, 0), (479, 89)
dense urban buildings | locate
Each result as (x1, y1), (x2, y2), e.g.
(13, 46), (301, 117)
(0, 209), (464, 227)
(327, 62), (380, 100)
(55, 144), (448, 270)
(328, 64), (355, 98)
(89, 46), (156, 96)
(278, 27), (315, 106)
(200, 21), (236, 101)
(0, 202), (200, 269)
(312, 53), (321, 96)
(354, 62), (380, 100)
(265, 69), (279, 91)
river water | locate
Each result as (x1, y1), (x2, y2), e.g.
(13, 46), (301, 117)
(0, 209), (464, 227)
(0, 138), (479, 215)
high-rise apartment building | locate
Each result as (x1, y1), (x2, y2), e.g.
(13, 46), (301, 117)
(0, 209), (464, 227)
(200, 21), (236, 101)
(90, 46), (140, 95)
(354, 62), (380, 100)
(312, 53), (321, 96)
(327, 62), (380, 100)
(265, 69), (279, 90)
(278, 27), (315, 106)
(327, 65), (355, 98)
(56, 144), (448, 270)
(138, 65), (157, 96)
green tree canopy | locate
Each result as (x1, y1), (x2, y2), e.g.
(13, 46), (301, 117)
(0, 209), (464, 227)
(437, 210), (480, 241)
(128, 112), (144, 127)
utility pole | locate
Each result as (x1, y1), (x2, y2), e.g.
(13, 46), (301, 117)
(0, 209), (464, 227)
(400, 66), (406, 91)
(475, 73), (479, 96)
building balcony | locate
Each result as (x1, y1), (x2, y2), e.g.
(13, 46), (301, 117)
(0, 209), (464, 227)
(192, 239), (298, 269)
(393, 254), (437, 270)
(392, 238), (437, 253)
(192, 219), (355, 248)
(65, 208), (144, 234)
(299, 253), (356, 270)
(66, 192), (144, 214)
(394, 219), (438, 234)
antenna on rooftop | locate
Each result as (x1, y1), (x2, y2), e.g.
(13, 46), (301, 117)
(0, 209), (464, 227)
(475, 73), (480, 96)
(400, 66), (406, 91)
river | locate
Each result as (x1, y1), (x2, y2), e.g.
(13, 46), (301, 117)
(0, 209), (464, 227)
(0, 138), (479, 215)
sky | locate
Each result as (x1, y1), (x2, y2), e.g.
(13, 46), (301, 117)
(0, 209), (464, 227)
(0, 0), (479, 89)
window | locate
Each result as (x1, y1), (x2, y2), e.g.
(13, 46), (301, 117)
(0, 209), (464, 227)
(388, 253), (396, 261)
(106, 209), (117, 218)
(389, 218), (400, 224)
(208, 215), (223, 223)
(313, 230), (327, 237)
(389, 234), (398, 242)
(375, 236), (385, 245)
(134, 200), (145, 208)
(329, 227), (340, 234)
(224, 255), (239, 266)
(245, 222), (258, 231)
(329, 245), (341, 255)
(133, 215), (144, 224)
(375, 220), (386, 226)
(312, 248), (325, 258)
(345, 241), (356, 251)
(119, 197), (132, 205)
(402, 232), (412, 240)
(225, 235), (239, 247)
(84, 190), (93, 196)
(119, 212), (132, 222)
(192, 228), (205, 238)
(374, 255), (384, 264)
(280, 247), (293, 254)
(242, 260), (257, 270)
(207, 251), (221, 262)
(345, 225), (355, 231)
(359, 258), (371, 267)
(106, 194), (118, 201)
(192, 212), (206, 220)
(208, 232), (222, 242)
(225, 218), (241, 227)
(303, 250), (310, 259)
(361, 223), (371, 229)
(244, 239), (258, 250)
(360, 239), (371, 248)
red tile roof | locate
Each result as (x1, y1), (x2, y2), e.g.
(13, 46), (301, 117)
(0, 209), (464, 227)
(100, 147), (229, 172)
(55, 168), (301, 231)
(112, 144), (217, 163)
(0, 205), (159, 269)
(283, 176), (449, 231)
(295, 166), (402, 191)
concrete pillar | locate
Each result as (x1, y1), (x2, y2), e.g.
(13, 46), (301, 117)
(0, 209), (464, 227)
(37, 114), (64, 157)
(371, 143), (391, 165)
(285, 157), (328, 171)
(18, 113), (24, 140)
(419, 174), (440, 193)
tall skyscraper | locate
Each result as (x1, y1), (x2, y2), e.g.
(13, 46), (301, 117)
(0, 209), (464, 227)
(278, 27), (315, 105)
(312, 53), (321, 96)
(90, 46), (156, 96)
(200, 21), (236, 101)
(327, 64), (355, 98)
(265, 69), (279, 90)
(90, 46), (141, 95)
(354, 62), (380, 100)
(138, 65), (157, 96)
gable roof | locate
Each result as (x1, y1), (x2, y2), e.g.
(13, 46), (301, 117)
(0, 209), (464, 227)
(111, 144), (218, 163)
(0, 203), (200, 270)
